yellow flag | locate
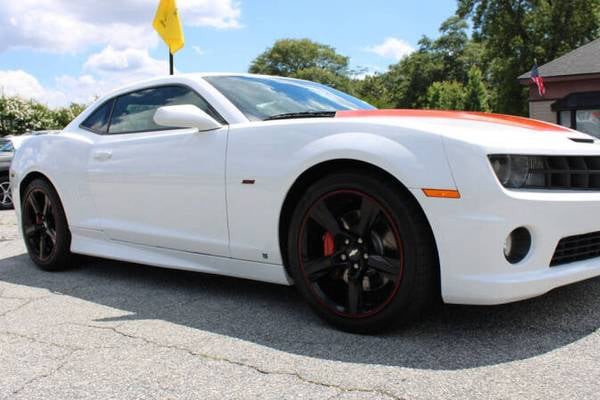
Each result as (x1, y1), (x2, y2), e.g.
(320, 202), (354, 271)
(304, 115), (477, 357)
(153, 0), (185, 54)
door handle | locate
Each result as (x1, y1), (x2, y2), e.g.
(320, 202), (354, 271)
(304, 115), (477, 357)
(93, 150), (112, 161)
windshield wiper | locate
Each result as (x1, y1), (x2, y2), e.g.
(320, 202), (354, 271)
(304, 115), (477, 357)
(264, 111), (337, 121)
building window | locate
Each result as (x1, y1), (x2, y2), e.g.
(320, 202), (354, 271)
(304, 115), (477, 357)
(576, 110), (600, 137)
(559, 110), (572, 129)
(552, 92), (600, 138)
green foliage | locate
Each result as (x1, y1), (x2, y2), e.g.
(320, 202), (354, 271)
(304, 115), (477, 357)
(381, 16), (476, 109)
(422, 66), (490, 111)
(464, 66), (490, 112)
(457, 0), (600, 115)
(249, 39), (349, 77)
(0, 95), (86, 136)
(352, 74), (393, 109)
(425, 81), (466, 110)
(52, 103), (87, 129)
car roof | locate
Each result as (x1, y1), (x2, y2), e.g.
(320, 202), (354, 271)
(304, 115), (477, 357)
(99, 73), (308, 98)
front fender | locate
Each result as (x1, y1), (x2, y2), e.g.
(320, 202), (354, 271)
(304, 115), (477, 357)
(285, 130), (456, 194)
(226, 121), (456, 265)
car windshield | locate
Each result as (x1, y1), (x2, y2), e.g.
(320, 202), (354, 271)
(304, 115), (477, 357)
(204, 75), (375, 121)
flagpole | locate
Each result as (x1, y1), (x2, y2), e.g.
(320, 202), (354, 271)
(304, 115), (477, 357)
(169, 51), (174, 75)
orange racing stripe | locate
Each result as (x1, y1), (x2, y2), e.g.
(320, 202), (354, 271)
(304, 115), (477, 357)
(336, 109), (571, 132)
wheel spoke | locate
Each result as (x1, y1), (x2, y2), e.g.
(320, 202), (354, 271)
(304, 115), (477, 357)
(367, 255), (401, 279)
(42, 195), (49, 217)
(46, 228), (57, 245)
(355, 197), (380, 236)
(304, 256), (333, 281)
(310, 202), (342, 236)
(347, 279), (362, 314)
(28, 194), (42, 214)
(39, 236), (46, 258)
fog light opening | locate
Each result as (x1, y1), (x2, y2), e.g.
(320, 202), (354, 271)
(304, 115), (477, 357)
(504, 227), (531, 264)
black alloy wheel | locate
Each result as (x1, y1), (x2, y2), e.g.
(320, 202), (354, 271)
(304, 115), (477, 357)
(288, 172), (437, 333)
(298, 189), (404, 317)
(21, 179), (73, 271)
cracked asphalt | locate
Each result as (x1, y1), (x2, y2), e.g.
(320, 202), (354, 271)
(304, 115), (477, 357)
(1, 211), (599, 399)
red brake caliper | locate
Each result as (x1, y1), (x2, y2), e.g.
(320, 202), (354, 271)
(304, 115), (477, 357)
(322, 232), (335, 256)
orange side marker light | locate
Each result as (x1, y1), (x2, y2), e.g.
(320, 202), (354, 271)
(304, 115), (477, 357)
(422, 189), (461, 199)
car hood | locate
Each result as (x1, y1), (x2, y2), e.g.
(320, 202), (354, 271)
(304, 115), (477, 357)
(336, 109), (598, 155)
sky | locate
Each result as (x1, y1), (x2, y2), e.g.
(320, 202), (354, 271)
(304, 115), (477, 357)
(0, 0), (457, 108)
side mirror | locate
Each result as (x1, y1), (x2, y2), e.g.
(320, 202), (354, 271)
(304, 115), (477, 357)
(154, 105), (222, 131)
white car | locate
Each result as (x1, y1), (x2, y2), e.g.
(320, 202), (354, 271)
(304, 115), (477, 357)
(11, 73), (600, 332)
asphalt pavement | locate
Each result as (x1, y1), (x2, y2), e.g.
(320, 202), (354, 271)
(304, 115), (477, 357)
(0, 210), (599, 399)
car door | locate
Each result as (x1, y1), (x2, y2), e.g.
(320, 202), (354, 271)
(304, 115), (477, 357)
(87, 85), (230, 257)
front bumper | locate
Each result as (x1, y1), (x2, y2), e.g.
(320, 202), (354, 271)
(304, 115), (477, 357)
(419, 142), (600, 305)
(417, 187), (600, 304)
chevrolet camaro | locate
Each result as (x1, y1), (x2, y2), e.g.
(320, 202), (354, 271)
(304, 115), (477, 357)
(11, 73), (600, 332)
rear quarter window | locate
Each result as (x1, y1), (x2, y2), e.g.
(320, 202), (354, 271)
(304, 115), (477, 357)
(80, 100), (114, 133)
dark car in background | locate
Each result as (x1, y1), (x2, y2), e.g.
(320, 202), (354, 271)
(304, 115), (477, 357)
(0, 138), (16, 210)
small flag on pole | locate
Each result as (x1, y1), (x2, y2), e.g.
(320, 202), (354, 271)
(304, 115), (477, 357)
(530, 64), (546, 97)
(153, 0), (185, 75)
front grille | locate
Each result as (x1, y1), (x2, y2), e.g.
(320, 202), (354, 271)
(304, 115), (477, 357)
(533, 156), (600, 190)
(551, 231), (600, 266)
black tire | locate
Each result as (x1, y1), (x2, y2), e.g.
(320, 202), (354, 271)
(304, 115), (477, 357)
(0, 174), (13, 210)
(287, 171), (437, 333)
(21, 179), (74, 271)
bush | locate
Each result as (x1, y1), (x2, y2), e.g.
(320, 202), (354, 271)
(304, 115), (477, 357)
(0, 96), (86, 136)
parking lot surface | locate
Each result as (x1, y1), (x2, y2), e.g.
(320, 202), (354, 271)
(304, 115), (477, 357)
(0, 210), (599, 399)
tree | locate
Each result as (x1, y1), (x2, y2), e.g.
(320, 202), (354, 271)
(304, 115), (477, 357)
(352, 74), (393, 109)
(249, 39), (349, 77)
(52, 103), (86, 128)
(425, 81), (466, 110)
(457, 0), (600, 115)
(0, 96), (50, 135)
(381, 16), (474, 109)
(464, 66), (490, 112)
(0, 96), (87, 136)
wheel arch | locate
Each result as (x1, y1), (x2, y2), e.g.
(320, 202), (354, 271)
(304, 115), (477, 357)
(278, 159), (440, 284)
(19, 171), (57, 201)
(18, 171), (70, 223)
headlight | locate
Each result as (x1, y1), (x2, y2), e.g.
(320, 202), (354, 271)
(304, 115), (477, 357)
(489, 155), (545, 189)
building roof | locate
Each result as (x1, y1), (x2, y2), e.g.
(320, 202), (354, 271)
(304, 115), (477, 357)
(518, 38), (600, 80)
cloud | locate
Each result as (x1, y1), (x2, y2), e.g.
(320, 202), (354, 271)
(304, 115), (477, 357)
(84, 46), (167, 76)
(1, 45), (170, 107)
(192, 46), (206, 56)
(0, 70), (67, 107)
(0, 0), (242, 53)
(65, 46), (171, 104)
(367, 37), (415, 61)
(183, 0), (242, 29)
(0, 1), (241, 106)
(0, 70), (47, 100)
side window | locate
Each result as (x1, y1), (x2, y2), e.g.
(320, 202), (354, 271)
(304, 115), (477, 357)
(108, 86), (221, 134)
(80, 100), (114, 133)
